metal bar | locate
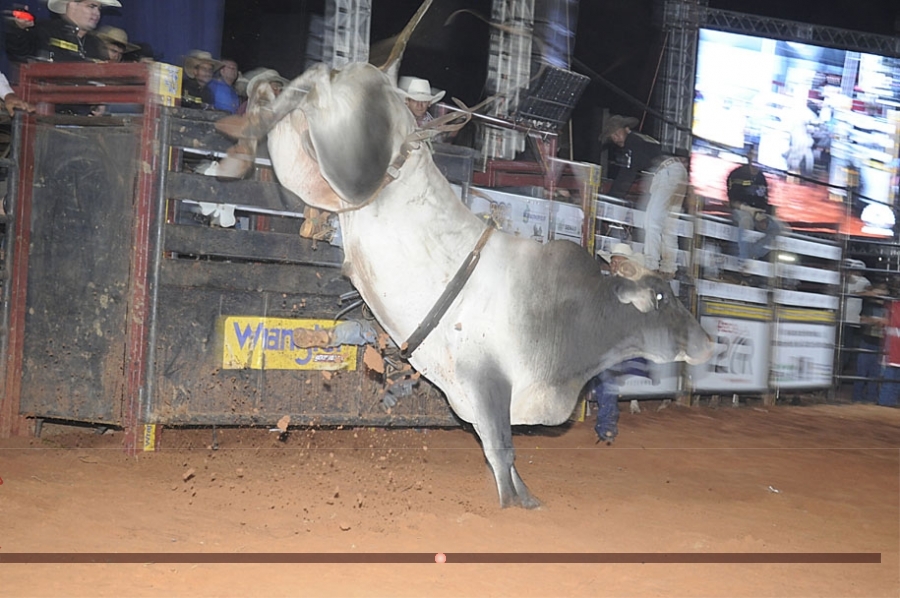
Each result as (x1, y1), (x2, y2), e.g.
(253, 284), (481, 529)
(0, 108), (36, 438)
(0, 113), (22, 432)
(141, 108), (173, 441)
(122, 92), (161, 454)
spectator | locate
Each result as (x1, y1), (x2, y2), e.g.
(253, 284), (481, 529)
(853, 283), (888, 403)
(207, 58), (240, 113)
(126, 42), (158, 63)
(841, 259), (873, 374)
(94, 26), (138, 63)
(181, 50), (221, 110)
(399, 76), (444, 127)
(5, 0), (118, 63)
(0, 71), (35, 115)
(588, 243), (652, 443)
(235, 67), (287, 115)
(726, 144), (789, 273)
(601, 114), (687, 278)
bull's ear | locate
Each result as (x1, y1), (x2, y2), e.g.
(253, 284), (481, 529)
(614, 280), (656, 313)
(616, 260), (650, 281)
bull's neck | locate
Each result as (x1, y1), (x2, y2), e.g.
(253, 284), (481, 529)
(337, 151), (486, 341)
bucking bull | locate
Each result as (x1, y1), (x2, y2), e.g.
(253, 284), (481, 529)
(217, 0), (714, 508)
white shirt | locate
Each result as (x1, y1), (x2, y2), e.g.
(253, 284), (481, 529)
(0, 72), (15, 100)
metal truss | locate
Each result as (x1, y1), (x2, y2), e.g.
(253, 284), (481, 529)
(324, 0), (371, 68)
(703, 9), (900, 58)
(654, 0), (900, 156)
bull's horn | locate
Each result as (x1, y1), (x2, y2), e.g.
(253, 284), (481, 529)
(379, 0), (434, 81)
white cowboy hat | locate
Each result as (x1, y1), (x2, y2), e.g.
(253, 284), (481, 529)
(599, 242), (644, 267)
(48, 0), (121, 13)
(183, 50), (224, 77)
(399, 76), (445, 105)
(95, 26), (139, 53)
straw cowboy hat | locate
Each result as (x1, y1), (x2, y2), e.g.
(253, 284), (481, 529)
(95, 26), (139, 53)
(599, 242), (644, 267)
(600, 114), (639, 143)
(399, 76), (445, 105)
(183, 50), (224, 77)
(243, 68), (289, 99)
(48, 0), (121, 13)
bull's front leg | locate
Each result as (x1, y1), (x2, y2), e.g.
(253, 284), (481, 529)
(461, 365), (540, 509)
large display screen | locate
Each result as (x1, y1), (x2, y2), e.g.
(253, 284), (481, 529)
(691, 28), (900, 236)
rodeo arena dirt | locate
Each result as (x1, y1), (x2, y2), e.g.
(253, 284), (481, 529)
(3, 1), (900, 597)
(0, 405), (898, 597)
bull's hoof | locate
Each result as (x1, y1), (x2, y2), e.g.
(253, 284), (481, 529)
(500, 493), (541, 510)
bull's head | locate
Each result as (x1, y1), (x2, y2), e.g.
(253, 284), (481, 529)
(216, 0), (435, 213)
(612, 275), (715, 365)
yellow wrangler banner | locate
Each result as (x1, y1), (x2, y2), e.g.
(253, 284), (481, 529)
(221, 317), (358, 371)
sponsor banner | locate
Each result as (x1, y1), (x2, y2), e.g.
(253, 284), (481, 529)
(771, 322), (836, 388)
(463, 186), (584, 244)
(885, 301), (900, 367)
(221, 317), (358, 371)
(691, 315), (770, 392)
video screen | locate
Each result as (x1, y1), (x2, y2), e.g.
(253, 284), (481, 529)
(691, 28), (900, 236)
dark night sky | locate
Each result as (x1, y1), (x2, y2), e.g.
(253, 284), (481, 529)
(221, 0), (900, 161)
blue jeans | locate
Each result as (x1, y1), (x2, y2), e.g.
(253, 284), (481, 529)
(853, 339), (882, 403)
(878, 366), (900, 407)
(588, 359), (650, 441)
(732, 208), (787, 261)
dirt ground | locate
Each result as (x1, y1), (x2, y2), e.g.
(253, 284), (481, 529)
(1, 400), (898, 598)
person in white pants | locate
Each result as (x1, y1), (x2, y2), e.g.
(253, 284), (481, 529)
(601, 114), (687, 277)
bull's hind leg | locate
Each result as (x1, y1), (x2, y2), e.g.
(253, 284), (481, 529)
(462, 368), (540, 509)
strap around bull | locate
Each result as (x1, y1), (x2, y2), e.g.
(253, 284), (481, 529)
(400, 225), (494, 359)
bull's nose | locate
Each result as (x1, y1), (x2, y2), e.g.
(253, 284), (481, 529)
(682, 333), (715, 365)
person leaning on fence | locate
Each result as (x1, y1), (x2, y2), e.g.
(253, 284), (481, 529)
(5, 0), (118, 64)
(585, 243), (651, 443)
(0, 71), (34, 116)
(181, 50), (221, 110)
(854, 283), (888, 404)
(726, 144), (788, 274)
(601, 114), (687, 278)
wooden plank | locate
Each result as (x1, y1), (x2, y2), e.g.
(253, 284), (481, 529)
(160, 259), (351, 295)
(165, 171), (305, 211)
(164, 223), (344, 266)
(168, 117), (238, 154)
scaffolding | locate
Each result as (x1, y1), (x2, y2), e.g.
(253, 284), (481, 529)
(482, 0), (535, 160)
(323, 0), (371, 68)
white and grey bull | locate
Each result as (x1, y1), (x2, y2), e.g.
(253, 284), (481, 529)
(217, 41), (713, 512)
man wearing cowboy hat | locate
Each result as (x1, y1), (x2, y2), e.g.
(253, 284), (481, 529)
(5, 0), (119, 64)
(182, 50), (223, 110)
(591, 239), (654, 443)
(601, 114), (687, 278)
(399, 76), (445, 127)
(94, 25), (137, 63)
(599, 241), (645, 276)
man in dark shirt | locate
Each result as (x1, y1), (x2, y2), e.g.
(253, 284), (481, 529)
(726, 145), (788, 268)
(5, 0), (116, 64)
(601, 114), (687, 277)
(181, 50), (221, 110)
